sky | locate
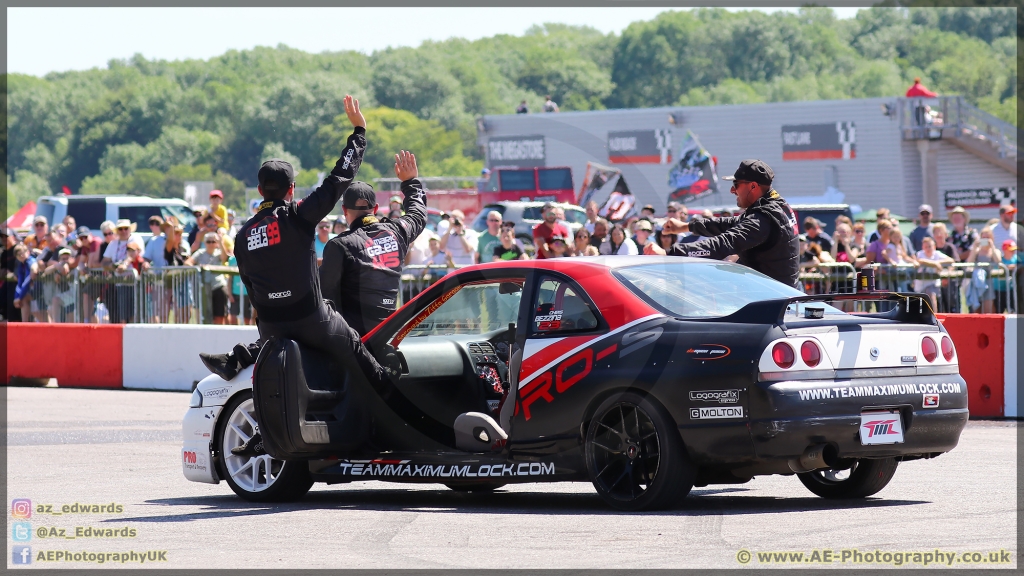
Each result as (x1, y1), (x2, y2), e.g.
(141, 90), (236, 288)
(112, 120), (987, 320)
(7, 7), (863, 77)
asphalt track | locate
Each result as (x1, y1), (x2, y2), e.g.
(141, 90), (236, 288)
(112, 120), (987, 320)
(5, 386), (1018, 569)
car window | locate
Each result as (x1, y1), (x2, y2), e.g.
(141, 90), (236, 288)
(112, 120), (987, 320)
(403, 281), (522, 338)
(119, 206), (166, 227)
(530, 276), (600, 335)
(538, 168), (572, 190)
(499, 170), (536, 192)
(615, 262), (843, 318)
(521, 206), (543, 220)
(163, 205), (198, 232)
(66, 197), (106, 230)
(561, 209), (588, 225)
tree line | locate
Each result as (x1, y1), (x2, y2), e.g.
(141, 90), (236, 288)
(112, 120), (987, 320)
(5, 6), (1017, 215)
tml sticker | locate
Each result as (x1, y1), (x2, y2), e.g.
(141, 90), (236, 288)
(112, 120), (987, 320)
(859, 410), (904, 445)
(690, 406), (743, 420)
(923, 394), (939, 408)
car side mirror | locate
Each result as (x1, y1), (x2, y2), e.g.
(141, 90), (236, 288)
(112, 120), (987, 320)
(499, 282), (522, 294)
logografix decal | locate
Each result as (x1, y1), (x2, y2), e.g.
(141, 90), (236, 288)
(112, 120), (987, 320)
(690, 406), (744, 420)
(686, 344), (731, 361)
(689, 389), (739, 404)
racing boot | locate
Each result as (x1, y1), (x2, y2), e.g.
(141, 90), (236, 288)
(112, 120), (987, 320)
(200, 352), (238, 381)
(233, 341), (261, 370)
(230, 433), (266, 457)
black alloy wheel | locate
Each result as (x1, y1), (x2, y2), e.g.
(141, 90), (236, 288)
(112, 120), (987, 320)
(584, 392), (695, 511)
(797, 458), (899, 499)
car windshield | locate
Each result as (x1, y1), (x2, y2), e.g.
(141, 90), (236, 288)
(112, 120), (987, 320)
(615, 262), (844, 318)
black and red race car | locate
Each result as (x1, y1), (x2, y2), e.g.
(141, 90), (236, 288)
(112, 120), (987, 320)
(182, 256), (968, 511)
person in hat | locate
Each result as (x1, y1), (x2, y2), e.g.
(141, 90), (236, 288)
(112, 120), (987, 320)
(25, 215), (49, 251)
(389, 195), (403, 215)
(548, 232), (570, 257)
(73, 226), (103, 269)
(208, 189), (228, 227)
(100, 219), (144, 268)
(318, 152), (426, 335)
(632, 218), (654, 248)
(946, 205), (978, 262)
(991, 203), (1021, 252)
(200, 96), (397, 458)
(802, 217), (832, 253)
(909, 204), (935, 252)
(645, 159), (800, 287)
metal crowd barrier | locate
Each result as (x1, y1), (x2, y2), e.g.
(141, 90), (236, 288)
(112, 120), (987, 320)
(797, 261), (1017, 314)
(398, 264), (464, 306)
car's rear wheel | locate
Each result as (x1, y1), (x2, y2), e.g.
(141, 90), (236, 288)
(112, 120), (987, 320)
(797, 458), (899, 499)
(215, 391), (313, 502)
(584, 392), (695, 511)
(445, 482), (507, 492)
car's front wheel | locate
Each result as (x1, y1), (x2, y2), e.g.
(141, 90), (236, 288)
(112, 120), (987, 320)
(215, 391), (313, 502)
(584, 392), (695, 511)
(797, 458), (899, 499)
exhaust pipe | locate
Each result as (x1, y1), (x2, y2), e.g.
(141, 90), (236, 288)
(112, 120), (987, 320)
(789, 443), (840, 472)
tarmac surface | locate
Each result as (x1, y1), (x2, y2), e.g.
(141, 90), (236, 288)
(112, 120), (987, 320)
(5, 386), (1019, 569)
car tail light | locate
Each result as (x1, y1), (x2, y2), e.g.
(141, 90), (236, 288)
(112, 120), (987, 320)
(772, 342), (795, 369)
(941, 335), (955, 362)
(800, 341), (821, 367)
(921, 337), (938, 363)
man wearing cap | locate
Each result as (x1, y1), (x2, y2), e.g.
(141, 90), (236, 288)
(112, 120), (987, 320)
(73, 226), (103, 269)
(25, 216), (49, 251)
(802, 217), (833, 253)
(991, 203), (1021, 252)
(644, 159), (800, 287)
(101, 219), (144, 268)
(319, 152), (427, 335)
(909, 204), (935, 252)
(200, 96), (393, 437)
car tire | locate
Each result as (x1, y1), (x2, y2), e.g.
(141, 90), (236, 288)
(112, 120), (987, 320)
(445, 482), (507, 492)
(215, 391), (313, 502)
(797, 458), (899, 499)
(584, 392), (696, 511)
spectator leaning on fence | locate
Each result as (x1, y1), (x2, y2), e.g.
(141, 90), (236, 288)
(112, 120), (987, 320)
(573, 227), (600, 257)
(101, 220), (144, 268)
(187, 232), (230, 324)
(143, 220), (168, 269)
(863, 219), (897, 265)
(162, 221), (189, 266)
(13, 244), (38, 322)
(930, 223), (958, 261)
(25, 216), (49, 251)
(73, 226), (102, 270)
(965, 226), (1001, 314)
(803, 217), (833, 253)
(994, 240), (1018, 311)
(146, 215), (164, 245)
(914, 236), (954, 311)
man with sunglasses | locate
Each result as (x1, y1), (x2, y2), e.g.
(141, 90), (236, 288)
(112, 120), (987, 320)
(25, 216), (49, 251)
(477, 211), (504, 264)
(645, 159), (799, 287)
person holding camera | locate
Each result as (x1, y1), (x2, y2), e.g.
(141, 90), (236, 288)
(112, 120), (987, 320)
(439, 209), (477, 266)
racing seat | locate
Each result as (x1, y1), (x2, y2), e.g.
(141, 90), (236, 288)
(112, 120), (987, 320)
(251, 337), (369, 460)
(454, 412), (508, 452)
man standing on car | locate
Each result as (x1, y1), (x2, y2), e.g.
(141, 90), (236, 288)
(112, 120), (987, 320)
(319, 153), (426, 336)
(645, 159), (799, 287)
(200, 96), (391, 400)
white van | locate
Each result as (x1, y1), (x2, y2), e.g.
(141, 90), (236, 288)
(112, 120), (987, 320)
(34, 195), (199, 241)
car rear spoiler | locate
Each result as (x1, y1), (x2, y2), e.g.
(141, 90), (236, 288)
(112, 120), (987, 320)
(724, 292), (938, 327)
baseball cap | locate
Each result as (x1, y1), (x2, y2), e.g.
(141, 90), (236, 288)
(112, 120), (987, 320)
(641, 204), (656, 212)
(999, 203), (1017, 214)
(58, 248), (72, 257)
(209, 189), (224, 198)
(76, 226), (91, 237)
(636, 220), (653, 231)
(258, 159), (296, 192)
(389, 195), (402, 204)
(1002, 240), (1017, 251)
(343, 181), (377, 210)
(918, 204), (933, 214)
(798, 233), (808, 242)
(722, 159), (774, 186)
(33, 215), (47, 225)
(550, 233), (567, 243)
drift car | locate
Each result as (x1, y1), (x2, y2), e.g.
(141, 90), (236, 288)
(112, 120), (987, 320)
(183, 256), (968, 511)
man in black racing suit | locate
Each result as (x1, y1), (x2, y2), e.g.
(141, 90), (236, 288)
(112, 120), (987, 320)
(319, 158), (426, 336)
(199, 96), (396, 454)
(644, 159), (800, 287)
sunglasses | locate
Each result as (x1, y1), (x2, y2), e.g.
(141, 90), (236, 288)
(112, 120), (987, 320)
(487, 219), (501, 223)
(318, 225), (330, 229)
(205, 240), (217, 244)
(35, 223), (46, 227)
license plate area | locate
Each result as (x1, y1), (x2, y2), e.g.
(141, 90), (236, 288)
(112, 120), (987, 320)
(859, 409), (904, 445)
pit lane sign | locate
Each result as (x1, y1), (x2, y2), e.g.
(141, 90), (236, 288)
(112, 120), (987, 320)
(781, 122), (856, 161)
(487, 135), (546, 169)
(943, 186), (1015, 209)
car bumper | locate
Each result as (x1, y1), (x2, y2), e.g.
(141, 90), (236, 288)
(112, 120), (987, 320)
(181, 405), (222, 484)
(750, 374), (969, 460)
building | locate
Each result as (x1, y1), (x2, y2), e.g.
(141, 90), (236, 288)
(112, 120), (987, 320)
(477, 96), (1016, 219)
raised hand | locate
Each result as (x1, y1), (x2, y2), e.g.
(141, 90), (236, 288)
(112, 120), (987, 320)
(344, 95), (365, 128)
(661, 218), (689, 235)
(394, 150), (418, 181)
(644, 242), (667, 256)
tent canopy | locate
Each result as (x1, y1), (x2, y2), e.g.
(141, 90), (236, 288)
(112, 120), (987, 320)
(5, 201), (37, 230)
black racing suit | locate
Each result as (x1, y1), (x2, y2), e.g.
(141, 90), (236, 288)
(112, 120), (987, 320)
(319, 178), (427, 336)
(666, 189), (800, 287)
(233, 126), (386, 385)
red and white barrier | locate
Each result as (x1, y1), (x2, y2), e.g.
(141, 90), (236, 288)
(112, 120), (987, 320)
(6, 324), (256, 391)
(5, 317), (1021, 416)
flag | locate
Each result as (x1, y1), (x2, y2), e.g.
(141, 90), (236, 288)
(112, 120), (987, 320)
(62, 185), (73, 196)
(577, 161), (621, 207)
(667, 130), (719, 203)
(597, 175), (636, 223)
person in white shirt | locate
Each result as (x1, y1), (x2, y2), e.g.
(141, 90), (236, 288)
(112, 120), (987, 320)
(991, 204), (1020, 250)
(914, 237), (954, 311)
(439, 210), (477, 266)
(599, 224), (638, 255)
(101, 219), (145, 268)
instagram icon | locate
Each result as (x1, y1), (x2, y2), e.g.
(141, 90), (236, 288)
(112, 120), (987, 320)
(11, 499), (32, 519)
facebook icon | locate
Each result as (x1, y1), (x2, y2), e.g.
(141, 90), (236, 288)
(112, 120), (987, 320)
(12, 545), (32, 565)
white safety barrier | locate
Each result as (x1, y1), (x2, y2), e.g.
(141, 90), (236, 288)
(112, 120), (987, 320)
(122, 325), (258, 391)
(1005, 316), (1019, 418)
